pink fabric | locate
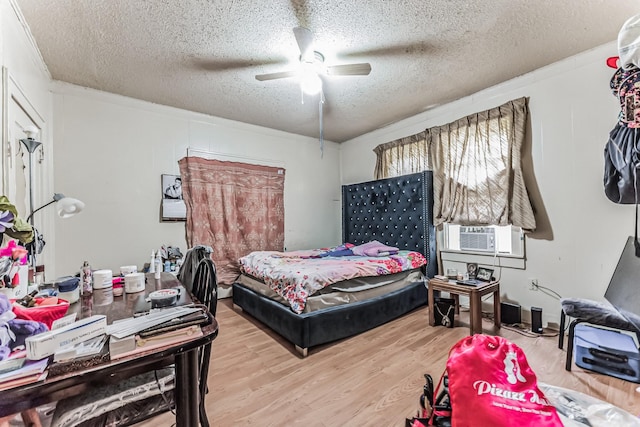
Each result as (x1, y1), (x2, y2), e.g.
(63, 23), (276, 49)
(351, 240), (399, 257)
(179, 157), (285, 285)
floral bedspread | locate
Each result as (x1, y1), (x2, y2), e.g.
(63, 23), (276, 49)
(239, 245), (427, 314)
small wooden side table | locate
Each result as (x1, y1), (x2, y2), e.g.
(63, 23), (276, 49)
(428, 277), (501, 335)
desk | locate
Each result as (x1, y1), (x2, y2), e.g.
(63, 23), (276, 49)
(0, 272), (218, 427)
(428, 277), (500, 335)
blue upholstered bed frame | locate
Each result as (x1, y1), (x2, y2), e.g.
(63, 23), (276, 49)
(232, 171), (436, 356)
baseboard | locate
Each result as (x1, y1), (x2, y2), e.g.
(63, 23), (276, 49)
(218, 284), (233, 299)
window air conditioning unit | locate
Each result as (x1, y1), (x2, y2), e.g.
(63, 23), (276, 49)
(459, 226), (495, 252)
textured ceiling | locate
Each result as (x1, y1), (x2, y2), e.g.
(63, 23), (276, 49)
(14, 0), (640, 143)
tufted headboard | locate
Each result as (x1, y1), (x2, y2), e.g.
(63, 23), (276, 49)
(341, 171), (437, 278)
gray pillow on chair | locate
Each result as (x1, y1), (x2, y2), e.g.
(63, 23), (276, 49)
(560, 298), (635, 330)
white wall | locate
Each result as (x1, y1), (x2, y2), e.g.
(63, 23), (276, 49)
(341, 42), (628, 326)
(51, 83), (342, 277)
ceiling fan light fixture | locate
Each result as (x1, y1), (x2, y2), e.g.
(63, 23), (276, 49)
(300, 68), (322, 95)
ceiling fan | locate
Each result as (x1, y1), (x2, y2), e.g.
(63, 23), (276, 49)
(255, 27), (371, 154)
(255, 27), (372, 91)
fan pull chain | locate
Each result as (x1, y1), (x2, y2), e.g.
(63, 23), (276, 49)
(319, 91), (325, 157)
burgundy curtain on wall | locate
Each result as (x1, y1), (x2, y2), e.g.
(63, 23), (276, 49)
(178, 157), (285, 285)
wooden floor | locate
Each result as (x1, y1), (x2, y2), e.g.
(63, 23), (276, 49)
(136, 299), (640, 426)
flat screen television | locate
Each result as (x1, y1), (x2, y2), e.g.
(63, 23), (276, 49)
(604, 236), (640, 331)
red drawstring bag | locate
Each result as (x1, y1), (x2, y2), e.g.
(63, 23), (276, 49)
(432, 334), (562, 427)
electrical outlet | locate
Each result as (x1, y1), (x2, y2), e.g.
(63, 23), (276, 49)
(529, 278), (539, 291)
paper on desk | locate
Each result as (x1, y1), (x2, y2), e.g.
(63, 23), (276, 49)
(53, 334), (107, 362)
(52, 313), (77, 330)
(106, 306), (201, 339)
(0, 357), (48, 383)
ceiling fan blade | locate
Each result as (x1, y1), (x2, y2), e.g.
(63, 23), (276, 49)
(326, 63), (371, 76)
(293, 26), (314, 60)
(341, 42), (434, 59)
(193, 57), (285, 72)
(289, 0), (311, 29)
(255, 70), (298, 81)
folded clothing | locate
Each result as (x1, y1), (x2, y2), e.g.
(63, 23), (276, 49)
(320, 248), (354, 257)
(9, 318), (47, 349)
(351, 240), (399, 257)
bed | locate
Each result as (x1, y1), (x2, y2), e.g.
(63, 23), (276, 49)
(232, 171), (436, 356)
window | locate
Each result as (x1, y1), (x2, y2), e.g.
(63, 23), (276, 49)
(373, 98), (535, 266)
(373, 97), (535, 232)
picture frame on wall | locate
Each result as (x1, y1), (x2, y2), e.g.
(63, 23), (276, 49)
(161, 174), (186, 221)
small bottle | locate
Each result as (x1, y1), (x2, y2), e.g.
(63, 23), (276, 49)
(81, 261), (93, 295)
(149, 251), (156, 273)
(154, 252), (162, 279)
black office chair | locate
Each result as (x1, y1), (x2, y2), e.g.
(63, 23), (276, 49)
(191, 257), (218, 427)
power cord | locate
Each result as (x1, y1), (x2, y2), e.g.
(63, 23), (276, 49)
(535, 285), (563, 300)
(481, 312), (559, 337)
(502, 322), (559, 338)
(154, 369), (176, 417)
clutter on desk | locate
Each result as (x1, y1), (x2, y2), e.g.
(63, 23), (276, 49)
(149, 288), (180, 308)
(124, 272), (145, 293)
(108, 306), (208, 359)
(54, 276), (80, 303)
(144, 246), (184, 274)
(106, 306), (201, 339)
(51, 313), (77, 330)
(0, 249), (201, 387)
(53, 334), (108, 363)
(48, 341), (109, 377)
(0, 240), (29, 299)
(0, 292), (49, 387)
(112, 282), (124, 297)
(76, 265), (150, 301)
(120, 265), (137, 275)
(12, 295), (70, 329)
(0, 357), (48, 390)
(92, 269), (113, 290)
(25, 314), (107, 359)
(138, 309), (208, 338)
(80, 260), (93, 295)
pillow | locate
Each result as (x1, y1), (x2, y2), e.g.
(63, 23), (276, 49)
(560, 298), (636, 331)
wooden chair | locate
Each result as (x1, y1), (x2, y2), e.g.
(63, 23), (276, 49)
(191, 258), (218, 427)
